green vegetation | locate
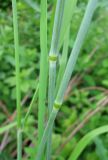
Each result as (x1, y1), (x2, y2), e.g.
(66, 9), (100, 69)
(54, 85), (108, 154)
(0, 0), (108, 160)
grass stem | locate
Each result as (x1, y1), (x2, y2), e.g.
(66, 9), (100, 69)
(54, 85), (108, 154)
(47, 0), (65, 159)
(38, 0), (48, 154)
(12, 0), (22, 159)
(36, 0), (98, 158)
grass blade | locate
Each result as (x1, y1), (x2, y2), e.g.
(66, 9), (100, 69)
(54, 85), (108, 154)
(36, 108), (58, 159)
(55, 26), (70, 95)
(23, 0), (40, 12)
(38, 0), (48, 145)
(23, 83), (39, 126)
(56, 0), (98, 104)
(59, 0), (78, 48)
(47, 0), (65, 159)
(68, 125), (108, 160)
(12, 0), (22, 159)
(36, 0), (98, 158)
(0, 122), (16, 135)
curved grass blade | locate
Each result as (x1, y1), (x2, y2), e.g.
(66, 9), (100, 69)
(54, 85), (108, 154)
(68, 125), (108, 160)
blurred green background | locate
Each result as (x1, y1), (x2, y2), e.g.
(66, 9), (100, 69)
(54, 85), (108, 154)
(0, 0), (108, 159)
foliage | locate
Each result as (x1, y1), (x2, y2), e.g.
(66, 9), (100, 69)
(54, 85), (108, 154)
(0, 0), (108, 159)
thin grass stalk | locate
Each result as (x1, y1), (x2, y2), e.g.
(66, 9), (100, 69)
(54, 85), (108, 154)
(37, 108), (58, 159)
(55, 26), (70, 95)
(12, 0), (22, 159)
(59, 0), (78, 48)
(38, 0), (48, 145)
(47, 0), (65, 159)
(23, 83), (39, 126)
(36, 0), (98, 158)
(55, 0), (98, 104)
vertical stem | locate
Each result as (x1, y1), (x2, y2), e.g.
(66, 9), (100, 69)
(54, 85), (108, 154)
(36, 108), (59, 160)
(38, 0), (48, 146)
(55, 26), (70, 95)
(36, 0), (98, 158)
(47, 0), (65, 159)
(12, 0), (22, 160)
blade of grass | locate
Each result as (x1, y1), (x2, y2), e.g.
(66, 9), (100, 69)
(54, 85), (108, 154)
(68, 125), (108, 160)
(48, 3), (56, 49)
(55, 25), (70, 95)
(0, 122), (16, 135)
(12, 0), (22, 159)
(38, 0), (48, 149)
(23, 83), (39, 126)
(36, 0), (98, 159)
(59, 0), (78, 48)
(56, 0), (98, 104)
(47, 0), (65, 159)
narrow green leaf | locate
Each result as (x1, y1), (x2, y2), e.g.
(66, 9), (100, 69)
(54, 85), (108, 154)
(68, 125), (108, 160)
(0, 122), (16, 135)
(36, 108), (58, 160)
(23, 83), (39, 126)
(38, 0), (48, 145)
(55, 26), (70, 95)
(49, 0), (66, 56)
(23, 0), (40, 12)
(47, 0), (65, 159)
(56, 0), (98, 104)
(59, 0), (78, 48)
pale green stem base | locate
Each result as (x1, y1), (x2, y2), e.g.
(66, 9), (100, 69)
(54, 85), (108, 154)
(17, 129), (22, 160)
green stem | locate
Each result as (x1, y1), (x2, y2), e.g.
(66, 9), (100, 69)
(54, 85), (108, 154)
(55, 26), (70, 95)
(47, 0), (65, 159)
(36, 0), (98, 158)
(68, 125), (108, 160)
(56, 0), (98, 104)
(38, 0), (48, 146)
(12, 0), (22, 159)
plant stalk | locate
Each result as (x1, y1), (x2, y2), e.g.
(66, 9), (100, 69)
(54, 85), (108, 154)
(38, 0), (48, 145)
(12, 0), (22, 159)
(36, 0), (98, 158)
(47, 0), (65, 159)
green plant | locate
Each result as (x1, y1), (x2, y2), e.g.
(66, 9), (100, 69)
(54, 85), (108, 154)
(36, 0), (98, 159)
(12, 0), (22, 159)
(47, 0), (65, 159)
(2, 0), (108, 159)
